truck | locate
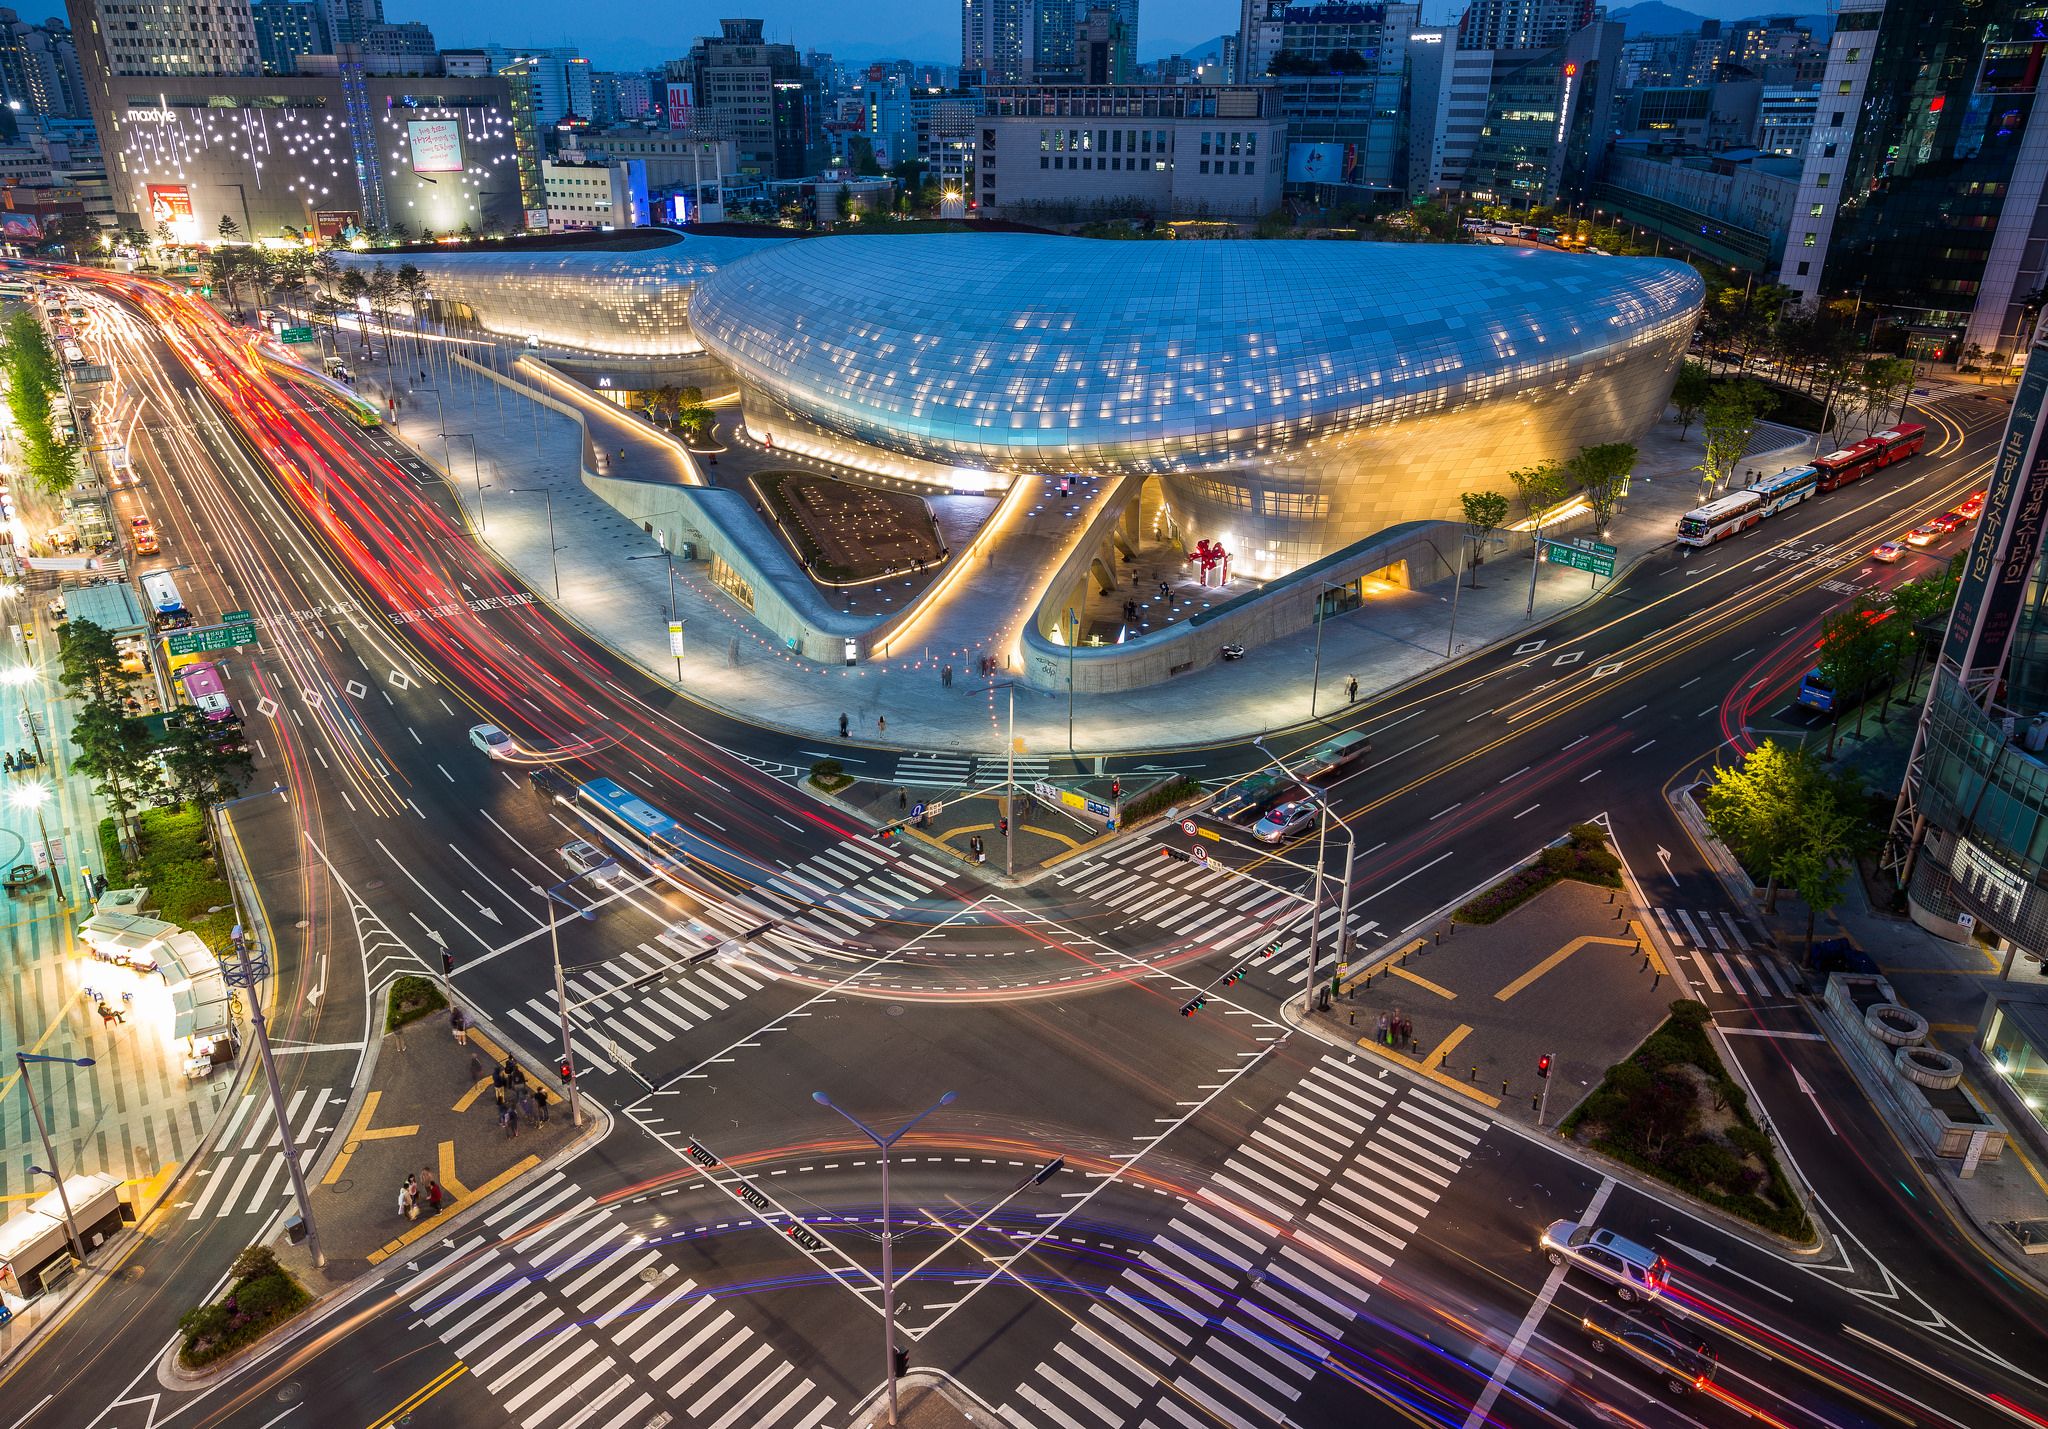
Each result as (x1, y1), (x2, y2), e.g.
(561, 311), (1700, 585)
(139, 569), (189, 625)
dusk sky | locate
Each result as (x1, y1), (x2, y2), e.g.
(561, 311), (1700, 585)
(405, 0), (1787, 70)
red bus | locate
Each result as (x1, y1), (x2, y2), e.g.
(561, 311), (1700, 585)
(1870, 423), (1927, 464)
(1812, 440), (1884, 491)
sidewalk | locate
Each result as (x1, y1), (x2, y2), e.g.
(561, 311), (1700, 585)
(274, 996), (591, 1288)
(353, 335), (1810, 756)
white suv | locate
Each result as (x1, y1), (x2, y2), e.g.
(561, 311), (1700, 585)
(1540, 1220), (1671, 1302)
(559, 839), (624, 884)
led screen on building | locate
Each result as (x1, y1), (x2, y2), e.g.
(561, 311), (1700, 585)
(146, 184), (198, 243)
(407, 119), (465, 174)
(1286, 142), (1360, 185)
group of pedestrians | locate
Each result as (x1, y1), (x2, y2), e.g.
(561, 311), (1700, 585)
(1374, 1010), (1414, 1052)
(487, 1055), (549, 1139)
(398, 1169), (443, 1221)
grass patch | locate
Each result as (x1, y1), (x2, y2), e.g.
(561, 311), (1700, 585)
(386, 974), (447, 1032)
(177, 1245), (311, 1369)
(1561, 1000), (1813, 1241)
(808, 758), (854, 794)
(1455, 824), (1621, 924)
(1120, 776), (1201, 825)
(104, 805), (235, 949)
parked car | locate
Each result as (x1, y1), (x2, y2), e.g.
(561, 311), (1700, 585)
(1253, 797), (1320, 844)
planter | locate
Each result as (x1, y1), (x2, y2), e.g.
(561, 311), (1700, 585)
(1894, 1044), (1963, 1091)
(1864, 1003), (1927, 1047)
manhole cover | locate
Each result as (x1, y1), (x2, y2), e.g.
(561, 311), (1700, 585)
(640, 1265), (668, 1282)
(887, 1006), (904, 1017)
(276, 1383), (303, 1403)
(295, 920), (309, 929)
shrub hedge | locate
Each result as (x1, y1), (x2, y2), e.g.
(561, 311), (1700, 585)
(1455, 823), (1621, 923)
(176, 1248), (310, 1369)
(386, 974), (447, 1032)
(1122, 776), (1201, 825)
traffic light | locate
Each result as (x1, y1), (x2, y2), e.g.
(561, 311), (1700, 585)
(1179, 995), (1207, 1016)
(1537, 1054), (1552, 1079)
(1161, 846), (1196, 864)
(558, 1058), (575, 1086)
(442, 951), (455, 976)
(892, 1347), (909, 1379)
(879, 823), (898, 842)
(1260, 942), (1279, 959)
(1221, 966), (1246, 987)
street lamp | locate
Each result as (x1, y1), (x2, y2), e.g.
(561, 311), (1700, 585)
(1253, 736), (1358, 1007)
(1309, 580), (1353, 717)
(627, 549), (683, 683)
(447, 433), (483, 528)
(811, 1088), (956, 1427)
(2, 664), (49, 768)
(507, 487), (560, 598)
(9, 781), (69, 911)
(15, 1052), (97, 1264)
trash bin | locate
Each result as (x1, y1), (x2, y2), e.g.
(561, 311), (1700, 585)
(283, 1214), (306, 1245)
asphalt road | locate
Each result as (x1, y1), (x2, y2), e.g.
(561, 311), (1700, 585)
(4, 269), (2041, 1429)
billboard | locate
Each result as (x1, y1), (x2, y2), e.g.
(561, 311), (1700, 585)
(407, 119), (465, 174)
(0, 213), (41, 239)
(314, 209), (359, 243)
(1942, 340), (2048, 688)
(666, 82), (694, 130)
(147, 184), (199, 243)
(1286, 142), (1361, 185)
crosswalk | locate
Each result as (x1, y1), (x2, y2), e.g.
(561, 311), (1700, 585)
(500, 837), (961, 1074)
(180, 1087), (340, 1222)
(886, 752), (1051, 792)
(407, 1170), (840, 1429)
(1006, 1057), (1488, 1429)
(1054, 838), (1376, 982)
(1651, 907), (1797, 999)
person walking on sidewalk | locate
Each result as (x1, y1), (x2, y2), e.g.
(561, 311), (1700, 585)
(493, 1084), (507, 1115)
(504, 1104), (520, 1139)
(397, 1180), (411, 1219)
(533, 1086), (550, 1125)
(1347, 675), (1359, 704)
(519, 1086), (537, 1123)
(450, 1007), (467, 1045)
(425, 1176), (442, 1214)
(468, 1052), (484, 1084)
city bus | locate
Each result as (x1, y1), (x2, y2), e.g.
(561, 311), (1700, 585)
(1812, 439), (1886, 491)
(1746, 464), (1820, 517)
(175, 661), (233, 721)
(577, 775), (761, 884)
(1795, 668), (1836, 714)
(1869, 422), (1927, 464)
(1677, 489), (1765, 546)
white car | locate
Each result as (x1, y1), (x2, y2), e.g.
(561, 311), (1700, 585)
(467, 723), (515, 759)
(1253, 797), (1320, 844)
(559, 839), (624, 884)
(1540, 1220), (1671, 1302)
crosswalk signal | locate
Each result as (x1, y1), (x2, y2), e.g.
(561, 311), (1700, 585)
(1537, 1054), (1552, 1079)
(880, 824), (898, 842)
(1179, 995), (1207, 1016)
(558, 1058), (575, 1086)
(892, 1347), (909, 1379)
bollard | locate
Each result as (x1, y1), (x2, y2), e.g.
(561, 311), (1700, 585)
(1641, 955), (1650, 973)
(1532, 1093), (1541, 1113)
(1434, 928), (1442, 946)
(1653, 971), (1662, 989)
(1501, 1081), (1510, 1099)
(1349, 1011), (1356, 1026)
(1410, 1037), (1420, 1056)
(1607, 890), (1615, 904)
(1614, 904), (1624, 920)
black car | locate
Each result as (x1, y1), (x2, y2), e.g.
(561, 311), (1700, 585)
(528, 766), (576, 803)
(1583, 1305), (1717, 1396)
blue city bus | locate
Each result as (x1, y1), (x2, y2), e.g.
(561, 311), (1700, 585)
(1745, 464), (1820, 517)
(1795, 668), (1836, 714)
(576, 776), (761, 883)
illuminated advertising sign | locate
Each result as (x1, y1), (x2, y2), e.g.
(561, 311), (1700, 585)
(314, 209), (359, 243)
(407, 119), (465, 174)
(1943, 340), (2048, 684)
(147, 184), (198, 243)
(1286, 142), (1361, 185)
(667, 82), (694, 130)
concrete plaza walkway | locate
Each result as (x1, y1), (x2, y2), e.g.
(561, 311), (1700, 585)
(361, 340), (1806, 758)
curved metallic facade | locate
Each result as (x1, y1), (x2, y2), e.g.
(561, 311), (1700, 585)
(335, 232), (784, 356)
(690, 233), (1703, 572)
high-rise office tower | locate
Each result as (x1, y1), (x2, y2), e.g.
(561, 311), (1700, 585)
(963, 0), (1034, 83)
(1455, 0), (1595, 51)
(67, 0), (262, 79)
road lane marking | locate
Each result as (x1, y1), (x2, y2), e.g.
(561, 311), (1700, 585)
(1465, 1177), (1614, 1428)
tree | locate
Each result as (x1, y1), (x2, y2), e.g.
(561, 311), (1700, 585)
(674, 384), (713, 441)
(57, 618), (134, 707)
(158, 710), (256, 807)
(1780, 792), (1867, 960)
(71, 702), (159, 859)
(216, 214), (242, 243)
(1816, 598), (1904, 751)
(1566, 441), (1637, 537)
(1670, 359), (1713, 437)
(1853, 356), (1915, 435)
(1459, 491), (1510, 587)
(1695, 379), (1772, 498)
(1506, 460), (1569, 526)
(1702, 740), (1873, 916)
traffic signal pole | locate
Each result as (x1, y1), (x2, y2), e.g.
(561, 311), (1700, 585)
(1536, 1051), (1555, 1128)
(547, 896), (583, 1127)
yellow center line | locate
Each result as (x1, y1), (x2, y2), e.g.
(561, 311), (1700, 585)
(366, 1362), (469, 1429)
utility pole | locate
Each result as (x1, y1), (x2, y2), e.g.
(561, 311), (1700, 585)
(544, 887), (585, 1126)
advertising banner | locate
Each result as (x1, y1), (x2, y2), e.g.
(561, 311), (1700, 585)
(314, 209), (359, 243)
(0, 212), (41, 238)
(406, 119), (465, 174)
(1943, 341), (2048, 685)
(666, 82), (695, 130)
(1285, 142), (1360, 185)
(146, 184), (198, 243)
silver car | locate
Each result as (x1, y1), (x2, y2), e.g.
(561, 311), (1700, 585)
(1253, 797), (1319, 843)
(559, 839), (624, 884)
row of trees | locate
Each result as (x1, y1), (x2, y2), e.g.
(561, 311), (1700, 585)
(1814, 557), (1964, 753)
(632, 383), (714, 442)
(1, 309), (79, 495)
(1704, 741), (1874, 955)
(1458, 441), (1639, 584)
(58, 620), (254, 858)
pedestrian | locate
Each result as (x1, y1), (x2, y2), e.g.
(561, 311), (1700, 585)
(942, 663), (953, 688)
(1347, 676), (1359, 704)
(999, 815), (1009, 838)
(519, 1086), (537, 1122)
(449, 1006), (467, 1044)
(468, 1052), (484, 1083)
(498, 1105), (512, 1136)
(839, 712), (850, 738)
(1375, 1012), (1388, 1044)
(505, 1104), (520, 1139)
(533, 1086), (550, 1124)
(491, 1067), (506, 1092)
(898, 789), (908, 811)
(426, 1178), (442, 1214)
(494, 1084), (507, 1113)
(877, 714), (887, 735)
(397, 1180), (411, 1219)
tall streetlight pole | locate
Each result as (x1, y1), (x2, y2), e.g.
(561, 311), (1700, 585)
(508, 487), (559, 598)
(1065, 608), (1080, 755)
(9, 782), (70, 911)
(3, 664), (49, 766)
(811, 1088), (956, 1427)
(447, 433), (483, 529)
(16, 1052), (98, 1264)
(542, 881), (588, 1127)
(627, 549), (682, 683)
(1308, 580), (1349, 717)
(1255, 736), (1358, 1004)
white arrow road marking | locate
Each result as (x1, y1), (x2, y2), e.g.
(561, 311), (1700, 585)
(1655, 845), (1680, 887)
(446, 843), (541, 926)
(375, 838), (496, 949)
(1792, 1067), (1839, 1136)
(305, 951), (327, 1006)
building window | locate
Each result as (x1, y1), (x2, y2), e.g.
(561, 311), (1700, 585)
(1200, 159), (1209, 173)
(1816, 173), (1830, 187)
(1823, 142), (1837, 157)
(1797, 261), (1810, 275)
(1831, 110), (1844, 125)
(1803, 231), (1818, 246)
(1229, 160), (1239, 174)
(1040, 156), (1048, 168)
(1845, 47), (1860, 61)
(1810, 202), (1825, 216)
(1837, 80), (1852, 94)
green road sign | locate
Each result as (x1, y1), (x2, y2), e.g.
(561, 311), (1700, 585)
(280, 326), (316, 343)
(167, 615), (257, 656)
(1543, 538), (1617, 578)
